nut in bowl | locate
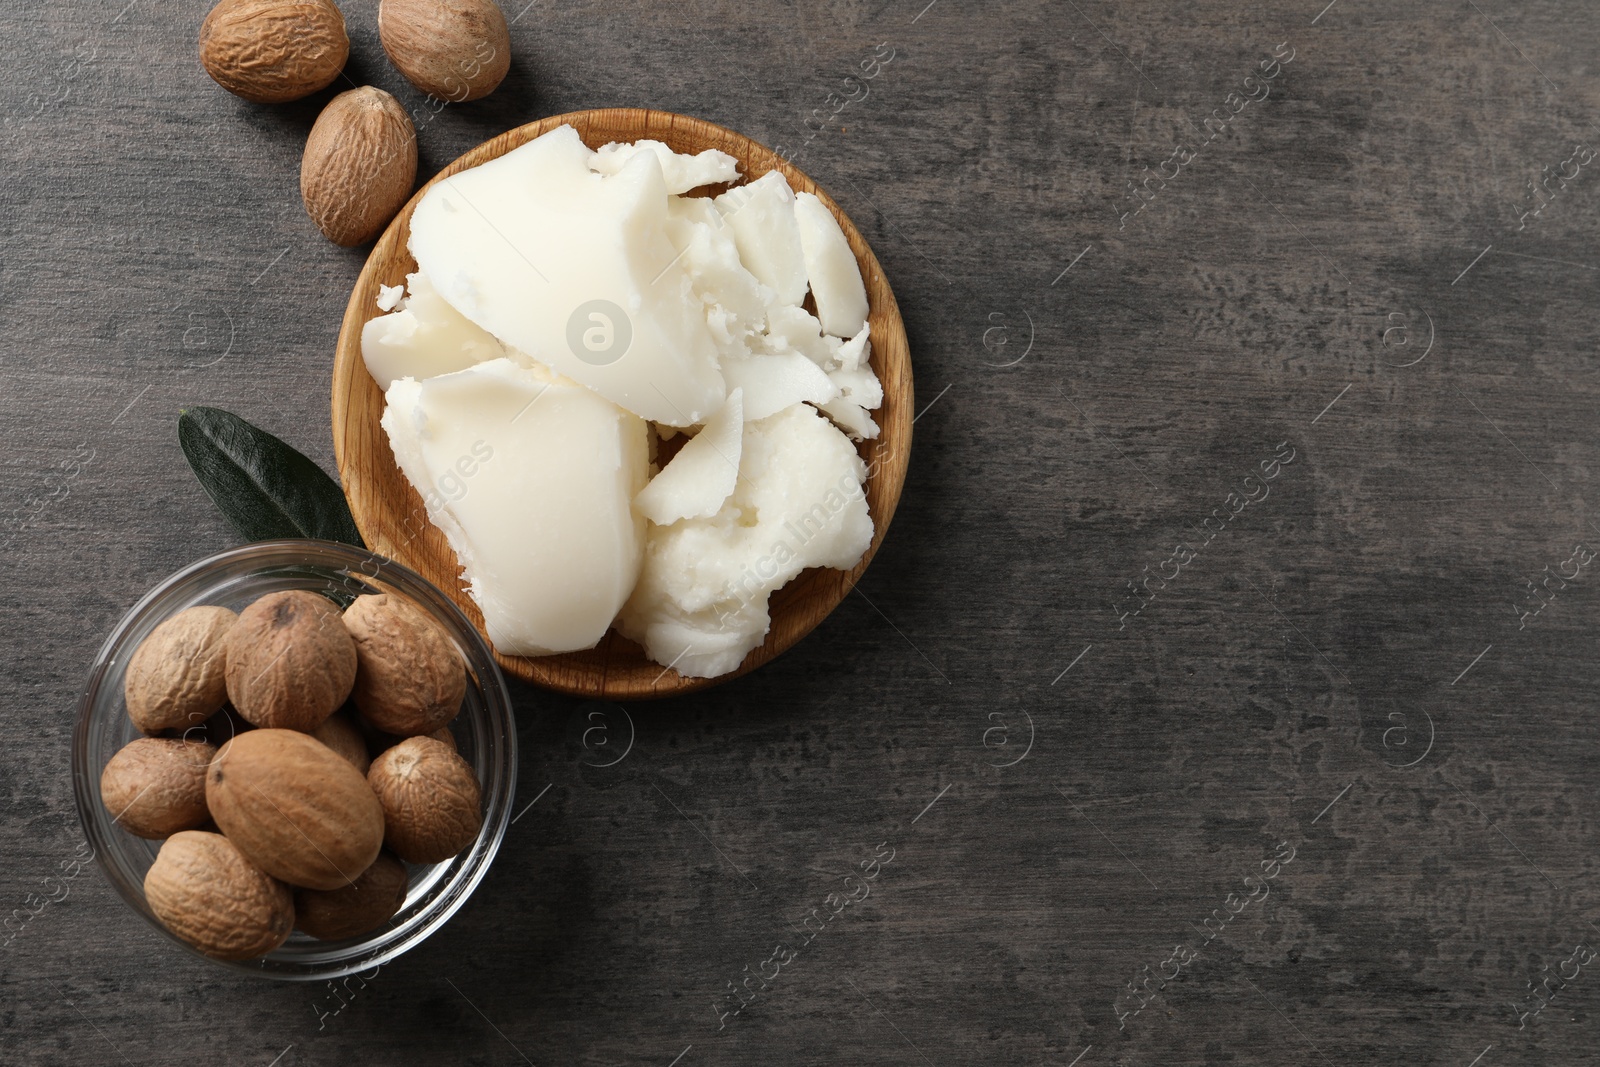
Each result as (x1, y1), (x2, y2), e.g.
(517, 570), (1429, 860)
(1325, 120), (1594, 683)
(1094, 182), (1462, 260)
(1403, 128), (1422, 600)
(332, 108), (913, 700)
(72, 540), (516, 980)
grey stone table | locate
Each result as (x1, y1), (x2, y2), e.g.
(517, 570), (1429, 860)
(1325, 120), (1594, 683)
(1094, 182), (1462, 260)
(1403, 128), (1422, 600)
(4, 0), (1599, 1063)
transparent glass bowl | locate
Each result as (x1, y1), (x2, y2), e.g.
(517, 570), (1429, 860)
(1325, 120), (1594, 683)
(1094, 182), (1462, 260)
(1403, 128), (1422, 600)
(71, 540), (517, 981)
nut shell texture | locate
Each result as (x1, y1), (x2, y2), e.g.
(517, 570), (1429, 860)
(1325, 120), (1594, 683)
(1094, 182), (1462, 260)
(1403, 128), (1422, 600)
(144, 831), (294, 960)
(378, 0), (511, 102)
(124, 606), (236, 734)
(368, 737), (481, 864)
(207, 729), (385, 890)
(294, 851), (409, 940)
(345, 594), (466, 736)
(199, 0), (349, 103)
(101, 737), (216, 839)
(300, 87), (417, 247)
(225, 590), (356, 731)
(312, 709), (372, 775)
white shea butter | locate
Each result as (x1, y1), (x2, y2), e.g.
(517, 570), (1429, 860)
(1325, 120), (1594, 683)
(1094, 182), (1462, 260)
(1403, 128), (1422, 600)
(376, 283), (405, 312)
(715, 171), (808, 307)
(762, 304), (837, 368)
(665, 197), (772, 355)
(591, 139), (740, 194)
(382, 358), (649, 656)
(634, 388), (744, 526)
(794, 192), (869, 338)
(821, 330), (883, 442)
(362, 272), (506, 391)
(617, 404), (873, 678)
(819, 396), (880, 441)
(721, 349), (837, 422)
(408, 125), (727, 426)
(833, 324), (871, 372)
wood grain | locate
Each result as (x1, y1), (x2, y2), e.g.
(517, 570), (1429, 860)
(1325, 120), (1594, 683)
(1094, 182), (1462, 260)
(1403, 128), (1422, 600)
(331, 109), (912, 700)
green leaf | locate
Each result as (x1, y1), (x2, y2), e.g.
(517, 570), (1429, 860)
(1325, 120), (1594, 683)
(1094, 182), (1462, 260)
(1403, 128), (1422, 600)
(178, 406), (365, 548)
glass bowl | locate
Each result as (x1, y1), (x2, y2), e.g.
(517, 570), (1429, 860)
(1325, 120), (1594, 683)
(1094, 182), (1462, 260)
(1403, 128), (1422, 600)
(71, 539), (517, 981)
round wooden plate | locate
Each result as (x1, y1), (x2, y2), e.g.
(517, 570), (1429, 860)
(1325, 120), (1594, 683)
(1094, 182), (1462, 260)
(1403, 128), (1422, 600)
(332, 108), (912, 700)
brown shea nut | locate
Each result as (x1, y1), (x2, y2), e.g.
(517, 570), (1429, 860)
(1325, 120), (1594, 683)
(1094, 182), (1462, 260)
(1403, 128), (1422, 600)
(344, 594), (466, 737)
(294, 852), (409, 940)
(199, 0), (349, 104)
(225, 590), (356, 731)
(367, 737), (481, 864)
(300, 87), (417, 247)
(144, 831), (294, 960)
(367, 725), (456, 762)
(312, 709), (371, 775)
(100, 738), (216, 839)
(124, 606), (236, 734)
(207, 729), (385, 890)
(378, 0), (511, 103)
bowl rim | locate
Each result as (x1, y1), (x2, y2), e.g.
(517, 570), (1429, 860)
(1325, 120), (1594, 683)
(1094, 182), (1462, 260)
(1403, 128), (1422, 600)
(331, 107), (914, 700)
(71, 538), (518, 981)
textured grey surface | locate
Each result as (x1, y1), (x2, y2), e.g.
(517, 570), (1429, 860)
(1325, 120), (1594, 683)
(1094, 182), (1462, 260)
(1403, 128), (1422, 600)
(5, 0), (1600, 1064)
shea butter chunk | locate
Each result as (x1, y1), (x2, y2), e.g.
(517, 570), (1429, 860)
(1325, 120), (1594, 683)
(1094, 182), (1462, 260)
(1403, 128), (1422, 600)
(715, 171), (808, 307)
(794, 192), (868, 338)
(618, 404), (872, 678)
(362, 272), (506, 391)
(591, 139), (740, 194)
(821, 327), (882, 441)
(382, 358), (649, 655)
(819, 395), (880, 441)
(376, 284), (405, 312)
(722, 349), (837, 422)
(762, 305), (838, 368)
(634, 388), (744, 526)
(665, 197), (772, 354)
(408, 125), (726, 426)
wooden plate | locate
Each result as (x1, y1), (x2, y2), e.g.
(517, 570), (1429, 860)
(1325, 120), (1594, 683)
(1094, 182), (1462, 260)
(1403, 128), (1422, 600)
(331, 108), (912, 699)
